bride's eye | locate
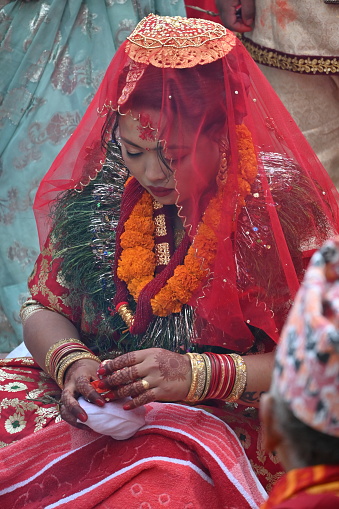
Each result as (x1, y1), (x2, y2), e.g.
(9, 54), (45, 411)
(126, 150), (142, 158)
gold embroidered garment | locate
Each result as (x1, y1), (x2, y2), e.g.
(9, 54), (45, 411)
(0, 357), (61, 447)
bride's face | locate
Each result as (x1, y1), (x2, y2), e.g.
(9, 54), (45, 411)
(118, 110), (219, 206)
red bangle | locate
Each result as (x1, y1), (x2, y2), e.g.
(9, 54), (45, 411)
(205, 352), (221, 399)
(203, 353), (237, 401)
(204, 353), (216, 398)
(115, 301), (129, 312)
(214, 354), (229, 399)
(220, 354), (236, 400)
(212, 354), (226, 399)
(48, 343), (93, 376)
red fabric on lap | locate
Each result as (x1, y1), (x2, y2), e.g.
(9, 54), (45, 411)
(0, 401), (267, 508)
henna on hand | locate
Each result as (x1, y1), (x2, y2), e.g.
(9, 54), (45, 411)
(75, 375), (105, 405)
(60, 388), (87, 426)
(64, 358), (98, 385)
(154, 350), (190, 382)
(98, 348), (191, 404)
(102, 365), (139, 387)
(114, 380), (148, 399)
(124, 389), (156, 410)
(60, 358), (104, 427)
(98, 352), (137, 375)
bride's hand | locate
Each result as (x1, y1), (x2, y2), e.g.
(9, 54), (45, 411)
(59, 358), (105, 427)
(96, 348), (192, 409)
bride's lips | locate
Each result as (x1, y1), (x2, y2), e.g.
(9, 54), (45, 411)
(148, 186), (174, 197)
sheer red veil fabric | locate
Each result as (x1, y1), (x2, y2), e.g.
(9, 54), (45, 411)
(33, 15), (339, 352)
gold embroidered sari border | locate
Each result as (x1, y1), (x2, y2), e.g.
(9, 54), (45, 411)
(239, 35), (339, 75)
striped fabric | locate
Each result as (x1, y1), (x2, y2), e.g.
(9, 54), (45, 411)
(0, 402), (267, 508)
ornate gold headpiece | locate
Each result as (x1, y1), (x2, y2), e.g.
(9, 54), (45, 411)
(126, 14), (236, 68)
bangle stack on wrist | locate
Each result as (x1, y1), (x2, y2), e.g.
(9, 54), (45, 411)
(45, 338), (100, 389)
(184, 352), (247, 403)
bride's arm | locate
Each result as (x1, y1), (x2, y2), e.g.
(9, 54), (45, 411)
(240, 350), (275, 408)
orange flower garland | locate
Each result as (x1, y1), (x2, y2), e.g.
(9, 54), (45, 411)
(235, 124), (258, 206)
(116, 124), (258, 320)
(116, 192), (156, 301)
(151, 191), (223, 316)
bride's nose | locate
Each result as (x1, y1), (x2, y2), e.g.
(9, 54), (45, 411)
(145, 152), (168, 182)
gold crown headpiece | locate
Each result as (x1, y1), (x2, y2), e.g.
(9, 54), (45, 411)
(125, 14), (236, 68)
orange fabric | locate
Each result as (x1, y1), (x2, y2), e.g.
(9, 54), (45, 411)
(261, 464), (339, 508)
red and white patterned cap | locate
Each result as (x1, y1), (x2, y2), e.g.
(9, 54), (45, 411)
(272, 237), (339, 436)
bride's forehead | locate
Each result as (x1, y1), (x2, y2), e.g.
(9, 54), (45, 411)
(118, 112), (159, 144)
(119, 109), (160, 127)
(118, 109), (198, 147)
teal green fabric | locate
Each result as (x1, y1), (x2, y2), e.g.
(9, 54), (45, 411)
(0, 0), (186, 352)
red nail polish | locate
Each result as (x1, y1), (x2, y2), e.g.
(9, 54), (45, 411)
(123, 404), (131, 411)
(78, 413), (87, 422)
(96, 399), (105, 407)
(98, 381), (106, 389)
(97, 368), (106, 375)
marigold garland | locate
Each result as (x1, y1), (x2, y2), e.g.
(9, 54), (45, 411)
(235, 124), (258, 206)
(116, 124), (258, 319)
(151, 191), (221, 316)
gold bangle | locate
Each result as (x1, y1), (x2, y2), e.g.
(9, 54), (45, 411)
(20, 298), (38, 309)
(45, 338), (86, 375)
(20, 299), (47, 324)
(55, 352), (100, 389)
(195, 353), (206, 402)
(199, 354), (211, 401)
(184, 353), (198, 402)
(184, 353), (206, 403)
(20, 298), (56, 324)
(56, 351), (99, 383)
(20, 304), (45, 324)
(221, 354), (233, 400)
(225, 354), (247, 403)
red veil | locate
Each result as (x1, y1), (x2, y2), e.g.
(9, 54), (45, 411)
(33, 15), (339, 353)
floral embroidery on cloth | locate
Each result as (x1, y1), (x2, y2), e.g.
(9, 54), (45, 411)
(0, 358), (61, 447)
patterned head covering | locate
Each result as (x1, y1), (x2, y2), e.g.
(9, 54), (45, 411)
(272, 237), (339, 437)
